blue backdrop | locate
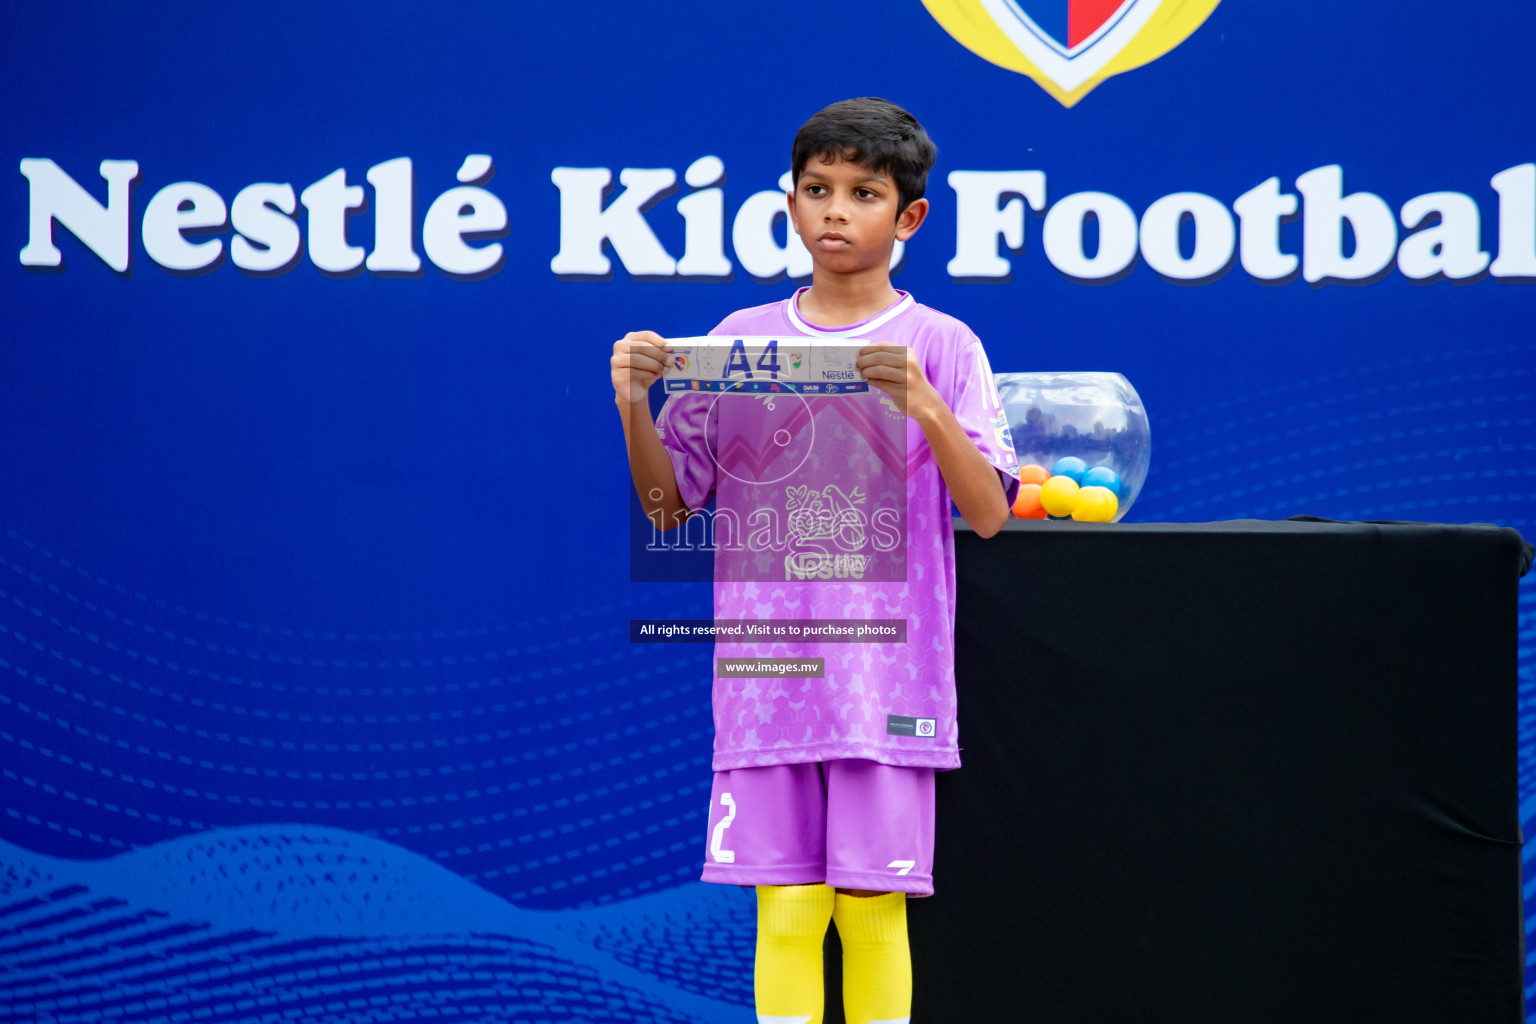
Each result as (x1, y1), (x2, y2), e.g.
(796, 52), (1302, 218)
(2, 2), (1532, 1020)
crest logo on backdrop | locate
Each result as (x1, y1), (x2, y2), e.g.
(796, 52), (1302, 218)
(921, 0), (1222, 106)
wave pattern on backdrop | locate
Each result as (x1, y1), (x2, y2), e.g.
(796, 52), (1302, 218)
(0, 827), (752, 1022)
(0, 523), (755, 1019)
(2, 0), (1533, 1020)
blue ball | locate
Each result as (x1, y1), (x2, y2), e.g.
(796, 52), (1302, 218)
(1050, 456), (1088, 483)
(1082, 466), (1122, 495)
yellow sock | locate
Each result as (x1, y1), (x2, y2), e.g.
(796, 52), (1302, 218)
(833, 891), (911, 1024)
(755, 883), (835, 1024)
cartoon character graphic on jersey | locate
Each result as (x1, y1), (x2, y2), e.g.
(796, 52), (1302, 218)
(786, 483), (868, 549)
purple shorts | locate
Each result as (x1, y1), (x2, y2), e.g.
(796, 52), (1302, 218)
(700, 759), (936, 896)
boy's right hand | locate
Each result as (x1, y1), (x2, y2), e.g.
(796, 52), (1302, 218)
(610, 331), (672, 406)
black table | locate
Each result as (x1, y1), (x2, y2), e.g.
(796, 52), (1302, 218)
(896, 518), (1530, 1024)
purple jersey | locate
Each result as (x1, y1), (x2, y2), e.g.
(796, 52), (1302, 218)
(656, 289), (1019, 771)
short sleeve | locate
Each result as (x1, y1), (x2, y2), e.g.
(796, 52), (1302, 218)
(654, 392), (718, 511)
(950, 338), (1021, 504)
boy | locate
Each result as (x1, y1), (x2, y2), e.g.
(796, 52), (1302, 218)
(610, 98), (1018, 1024)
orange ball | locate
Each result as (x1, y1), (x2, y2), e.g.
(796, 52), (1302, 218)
(1017, 463), (1050, 486)
(1012, 482), (1047, 519)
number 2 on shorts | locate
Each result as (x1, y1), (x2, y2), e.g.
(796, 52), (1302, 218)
(710, 792), (737, 863)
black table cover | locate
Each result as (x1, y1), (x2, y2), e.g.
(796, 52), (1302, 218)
(894, 518), (1530, 1024)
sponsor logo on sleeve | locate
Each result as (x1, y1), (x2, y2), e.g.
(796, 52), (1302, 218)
(991, 410), (1016, 454)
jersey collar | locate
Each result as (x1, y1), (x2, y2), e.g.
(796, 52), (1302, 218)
(784, 288), (915, 338)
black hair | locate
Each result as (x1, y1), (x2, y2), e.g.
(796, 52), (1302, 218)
(791, 97), (937, 217)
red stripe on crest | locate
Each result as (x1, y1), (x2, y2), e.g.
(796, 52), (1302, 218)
(1069, 0), (1124, 47)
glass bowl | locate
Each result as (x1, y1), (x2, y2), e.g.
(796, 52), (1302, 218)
(994, 371), (1151, 522)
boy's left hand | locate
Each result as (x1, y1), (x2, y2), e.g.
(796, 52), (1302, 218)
(857, 343), (939, 421)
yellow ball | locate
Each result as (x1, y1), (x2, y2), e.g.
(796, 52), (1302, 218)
(1071, 485), (1120, 522)
(1039, 475), (1081, 517)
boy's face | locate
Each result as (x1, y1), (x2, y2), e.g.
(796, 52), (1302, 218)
(788, 154), (928, 276)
